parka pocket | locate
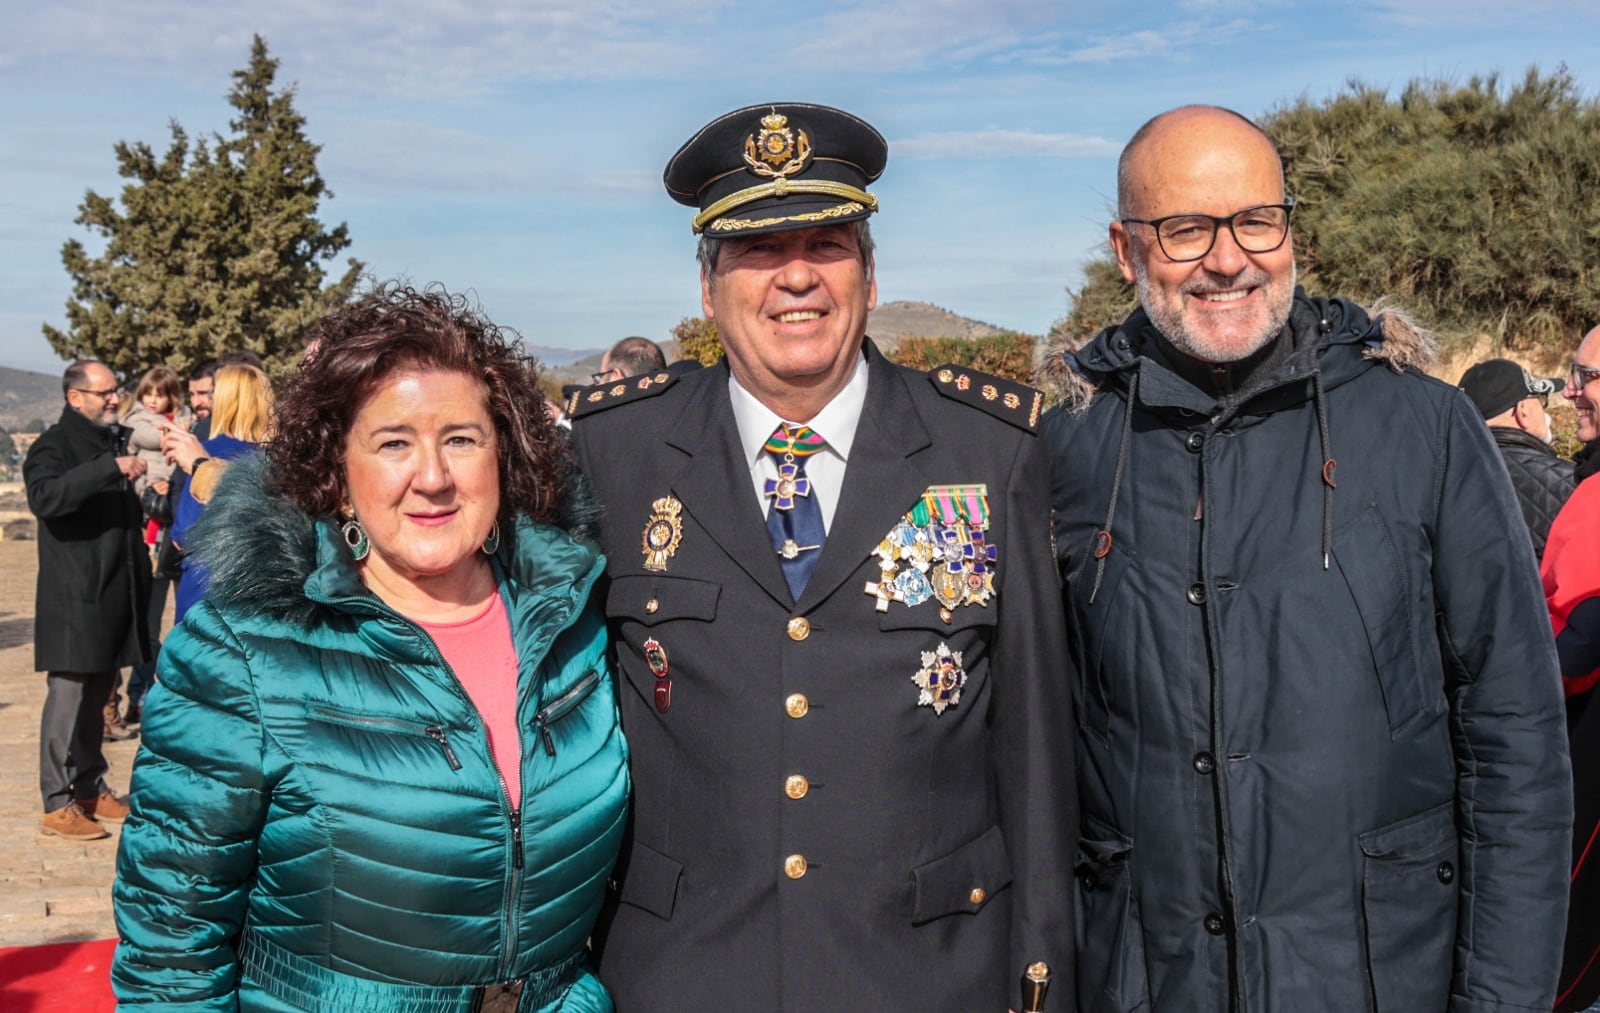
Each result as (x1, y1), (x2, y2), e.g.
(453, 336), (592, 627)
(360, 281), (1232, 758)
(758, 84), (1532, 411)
(1075, 814), (1151, 1013)
(1359, 801), (1458, 1012)
(1066, 537), (1132, 744)
(1333, 507), (1430, 737)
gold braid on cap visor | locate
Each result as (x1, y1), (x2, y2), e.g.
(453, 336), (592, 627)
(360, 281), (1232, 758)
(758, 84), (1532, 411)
(692, 179), (879, 234)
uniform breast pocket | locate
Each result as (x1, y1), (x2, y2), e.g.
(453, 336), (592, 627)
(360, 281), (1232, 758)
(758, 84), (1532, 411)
(1332, 506), (1430, 736)
(606, 574), (720, 700)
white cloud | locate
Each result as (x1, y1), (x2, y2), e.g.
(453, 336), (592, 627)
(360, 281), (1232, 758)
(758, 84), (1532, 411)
(893, 128), (1118, 158)
(4, 0), (723, 96)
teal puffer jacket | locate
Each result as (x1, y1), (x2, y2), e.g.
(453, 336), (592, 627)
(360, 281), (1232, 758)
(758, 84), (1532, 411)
(111, 456), (629, 1012)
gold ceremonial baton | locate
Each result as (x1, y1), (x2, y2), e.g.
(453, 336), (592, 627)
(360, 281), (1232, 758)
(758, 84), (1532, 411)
(1021, 961), (1051, 1012)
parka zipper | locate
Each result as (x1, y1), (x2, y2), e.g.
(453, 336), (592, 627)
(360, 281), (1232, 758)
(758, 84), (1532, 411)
(533, 669), (602, 758)
(306, 707), (462, 770)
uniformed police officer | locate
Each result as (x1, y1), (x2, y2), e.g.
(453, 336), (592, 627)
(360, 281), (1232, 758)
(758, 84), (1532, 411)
(571, 102), (1073, 1012)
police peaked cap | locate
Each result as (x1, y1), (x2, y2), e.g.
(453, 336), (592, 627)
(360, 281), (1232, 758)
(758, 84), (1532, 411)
(664, 102), (887, 237)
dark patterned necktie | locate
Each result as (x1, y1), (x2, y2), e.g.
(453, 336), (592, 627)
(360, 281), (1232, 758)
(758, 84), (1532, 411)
(763, 423), (827, 599)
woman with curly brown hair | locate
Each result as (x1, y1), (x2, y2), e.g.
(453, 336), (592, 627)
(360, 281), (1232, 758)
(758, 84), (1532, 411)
(112, 284), (628, 1012)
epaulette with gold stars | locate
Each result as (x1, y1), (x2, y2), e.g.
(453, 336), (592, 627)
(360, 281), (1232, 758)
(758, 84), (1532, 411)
(927, 364), (1043, 433)
(566, 370), (678, 419)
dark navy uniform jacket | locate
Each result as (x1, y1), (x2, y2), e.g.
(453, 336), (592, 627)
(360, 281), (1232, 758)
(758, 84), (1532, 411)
(573, 343), (1075, 1011)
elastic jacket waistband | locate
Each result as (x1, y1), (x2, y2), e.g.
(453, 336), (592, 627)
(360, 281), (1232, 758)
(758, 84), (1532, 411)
(239, 927), (586, 1012)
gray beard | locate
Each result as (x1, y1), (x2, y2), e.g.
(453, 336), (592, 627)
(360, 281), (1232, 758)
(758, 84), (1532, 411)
(1135, 257), (1296, 364)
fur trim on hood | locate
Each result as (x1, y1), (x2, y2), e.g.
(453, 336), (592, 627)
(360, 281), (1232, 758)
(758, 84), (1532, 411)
(185, 452), (601, 627)
(1035, 291), (1436, 413)
(1363, 298), (1437, 373)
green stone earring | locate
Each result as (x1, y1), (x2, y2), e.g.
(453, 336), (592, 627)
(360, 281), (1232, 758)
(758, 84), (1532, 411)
(341, 516), (370, 561)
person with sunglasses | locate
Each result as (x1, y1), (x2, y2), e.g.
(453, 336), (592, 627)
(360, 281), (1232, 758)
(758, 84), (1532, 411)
(23, 359), (153, 840)
(1039, 105), (1569, 1012)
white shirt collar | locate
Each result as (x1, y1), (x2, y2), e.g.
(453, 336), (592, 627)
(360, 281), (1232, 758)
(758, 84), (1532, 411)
(729, 352), (868, 468)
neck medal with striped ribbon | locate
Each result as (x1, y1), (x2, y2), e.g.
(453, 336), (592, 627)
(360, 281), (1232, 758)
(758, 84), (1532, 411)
(865, 484), (993, 617)
(763, 424), (826, 511)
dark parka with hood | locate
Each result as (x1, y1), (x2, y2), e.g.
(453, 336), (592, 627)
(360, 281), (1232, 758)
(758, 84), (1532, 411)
(1040, 291), (1571, 1013)
(111, 456), (629, 1012)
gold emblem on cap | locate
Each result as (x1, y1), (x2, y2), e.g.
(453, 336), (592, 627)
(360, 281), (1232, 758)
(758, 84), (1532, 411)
(744, 111), (812, 179)
(642, 496), (685, 572)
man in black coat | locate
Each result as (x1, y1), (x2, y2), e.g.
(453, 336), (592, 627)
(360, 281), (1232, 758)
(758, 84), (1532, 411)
(1458, 357), (1575, 558)
(26, 360), (152, 840)
(572, 103), (1073, 1012)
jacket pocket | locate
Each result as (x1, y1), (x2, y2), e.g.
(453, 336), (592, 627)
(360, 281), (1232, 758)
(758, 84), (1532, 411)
(1333, 506), (1428, 736)
(910, 824), (1012, 924)
(617, 839), (683, 921)
(878, 603), (998, 635)
(606, 573), (720, 626)
(1359, 801), (1458, 1012)
(532, 668), (601, 757)
(1075, 814), (1151, 1013)
(305, 706), (463, 770)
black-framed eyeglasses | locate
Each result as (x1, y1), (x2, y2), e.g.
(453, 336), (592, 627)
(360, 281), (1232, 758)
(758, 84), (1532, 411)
(72, 387), (120, 399)
(1121, 199), (1295, 262)
(1571, 362), (1600, 388)
(591, 369), (620, 384)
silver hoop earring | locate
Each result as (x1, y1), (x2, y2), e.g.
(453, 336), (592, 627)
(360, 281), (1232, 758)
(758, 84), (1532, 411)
(481, 521), (501, 556)
(341, 517), (370, 561)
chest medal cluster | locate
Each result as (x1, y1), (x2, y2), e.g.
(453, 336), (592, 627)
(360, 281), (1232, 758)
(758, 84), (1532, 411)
(865, 485), (992, 716)
(866, 484), (997, 618)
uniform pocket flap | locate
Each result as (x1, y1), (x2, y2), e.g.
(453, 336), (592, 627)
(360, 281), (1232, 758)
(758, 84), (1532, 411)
(607, 574), (720, 626)
(910, 825), (1012, 925)
(618, 840), (683, 920)
(1359, 801), (1455, 859)
(879, 604), (998, 634)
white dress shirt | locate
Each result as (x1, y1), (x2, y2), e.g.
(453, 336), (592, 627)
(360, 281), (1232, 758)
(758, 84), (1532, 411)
(728, 354), (868, 533)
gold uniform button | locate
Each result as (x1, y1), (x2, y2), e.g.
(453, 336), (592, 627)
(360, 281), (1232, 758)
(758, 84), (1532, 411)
(644, 597), (659, 614)
(784, 854), (808, 879)
(786, 616), (811, 641)
(784, 775), (810, 799)
(785, 693), (810, 719)
(969, 887), (987, 905)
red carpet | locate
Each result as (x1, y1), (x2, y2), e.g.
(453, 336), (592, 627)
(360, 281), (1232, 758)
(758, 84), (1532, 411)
(0, 938), (116, 1012)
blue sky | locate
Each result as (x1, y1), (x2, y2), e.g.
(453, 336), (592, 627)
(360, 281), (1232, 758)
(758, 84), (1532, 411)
(3, 0), (1598, 375)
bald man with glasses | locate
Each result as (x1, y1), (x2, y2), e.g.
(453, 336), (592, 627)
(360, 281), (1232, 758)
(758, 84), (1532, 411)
(1040, 104), (1570, 1012)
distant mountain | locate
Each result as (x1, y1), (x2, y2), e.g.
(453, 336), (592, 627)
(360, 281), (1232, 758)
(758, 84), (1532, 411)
(0, 366), (61, 430)
(867, 300), (1008, 342)
(525, 345), (603, 369)
(536, 302), (1015, 390)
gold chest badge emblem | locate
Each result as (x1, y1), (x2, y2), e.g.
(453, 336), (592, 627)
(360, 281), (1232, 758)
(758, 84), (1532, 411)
(642, 496), (684, 572)
(744, 111), (812, 179)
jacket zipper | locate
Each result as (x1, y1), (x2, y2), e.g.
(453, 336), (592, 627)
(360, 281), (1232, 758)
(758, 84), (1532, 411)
(533, 669), (602, 757)
(322, 551), (608, 983)
(307, 707), (462, 770)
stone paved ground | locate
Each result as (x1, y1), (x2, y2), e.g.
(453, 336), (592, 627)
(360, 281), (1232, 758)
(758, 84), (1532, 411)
(0, 540), (147, 947)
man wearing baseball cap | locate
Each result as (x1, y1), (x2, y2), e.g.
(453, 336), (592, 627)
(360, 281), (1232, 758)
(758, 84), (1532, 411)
(569, 102), (1073, 1011)
(1459, 357), (1575, 556)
